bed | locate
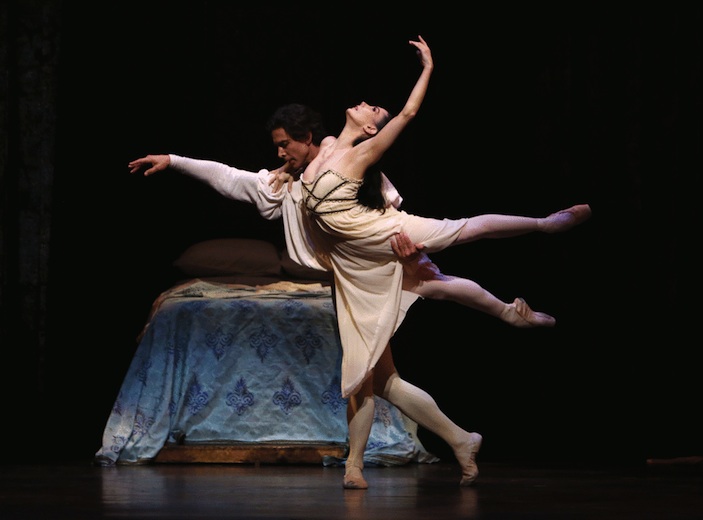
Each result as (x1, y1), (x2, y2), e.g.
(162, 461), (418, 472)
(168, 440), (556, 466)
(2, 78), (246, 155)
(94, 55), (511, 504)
(94, 238), (437, 467)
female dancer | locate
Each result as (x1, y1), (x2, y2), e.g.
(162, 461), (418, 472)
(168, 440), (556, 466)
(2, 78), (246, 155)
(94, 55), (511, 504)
(300, 35), (591, 489)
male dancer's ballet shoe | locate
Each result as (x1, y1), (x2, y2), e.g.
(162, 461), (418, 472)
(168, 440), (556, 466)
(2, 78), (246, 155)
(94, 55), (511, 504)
(343, 465), (368, 490)
(542, 204), (592, 233)
(504, 298), (556, 328)
(458, 432), (483, 486)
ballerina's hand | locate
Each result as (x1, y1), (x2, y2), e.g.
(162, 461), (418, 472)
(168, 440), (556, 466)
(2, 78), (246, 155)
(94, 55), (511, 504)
(409, 35), (433, 69)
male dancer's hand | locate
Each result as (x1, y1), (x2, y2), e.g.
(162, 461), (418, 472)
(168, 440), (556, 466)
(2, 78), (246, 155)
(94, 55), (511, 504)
(268, 163), (296, 193)
(391, 231), (441, 281)
(128, 154), (170, 176)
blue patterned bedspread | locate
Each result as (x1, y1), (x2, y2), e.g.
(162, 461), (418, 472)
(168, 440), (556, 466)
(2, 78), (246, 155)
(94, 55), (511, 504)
(95, 280), (437, 466)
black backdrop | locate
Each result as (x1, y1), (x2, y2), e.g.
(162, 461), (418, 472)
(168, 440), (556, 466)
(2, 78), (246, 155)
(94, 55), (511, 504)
(2, 3), (701, 465)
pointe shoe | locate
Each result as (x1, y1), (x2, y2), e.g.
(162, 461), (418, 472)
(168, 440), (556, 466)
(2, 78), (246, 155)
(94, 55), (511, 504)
(508, 297), (556, 328)
(543, 204), (592, 233)
(459, 432), (483, 486)
(343, 465), (368, 490)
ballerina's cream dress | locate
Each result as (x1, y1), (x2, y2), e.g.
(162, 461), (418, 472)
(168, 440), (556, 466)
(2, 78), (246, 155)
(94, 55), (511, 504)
(302, 169), (469, 398)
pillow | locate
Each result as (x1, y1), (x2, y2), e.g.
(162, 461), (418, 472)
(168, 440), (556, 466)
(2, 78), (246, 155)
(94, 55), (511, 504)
(173, 238), (282, 277)
(280, 248), (333, 282)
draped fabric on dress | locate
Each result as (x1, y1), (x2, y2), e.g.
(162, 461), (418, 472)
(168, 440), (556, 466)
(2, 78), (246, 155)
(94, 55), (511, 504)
(302, 169), (469, 397)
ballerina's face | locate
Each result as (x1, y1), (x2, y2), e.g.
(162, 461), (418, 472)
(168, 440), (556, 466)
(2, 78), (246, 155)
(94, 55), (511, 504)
(347, 102), (390, 132)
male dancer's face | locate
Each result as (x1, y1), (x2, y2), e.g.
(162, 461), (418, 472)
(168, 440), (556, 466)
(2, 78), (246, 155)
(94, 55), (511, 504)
(270, 128), (318, 175)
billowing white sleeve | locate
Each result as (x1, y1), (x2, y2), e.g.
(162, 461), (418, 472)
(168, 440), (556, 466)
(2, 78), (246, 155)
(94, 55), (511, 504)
(381, 172), (403, 209)
(169, 154), (284, 220)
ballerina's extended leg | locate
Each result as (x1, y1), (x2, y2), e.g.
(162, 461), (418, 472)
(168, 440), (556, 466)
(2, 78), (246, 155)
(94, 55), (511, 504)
(501, 297), (556, 328)
(541, 204), (592, 233)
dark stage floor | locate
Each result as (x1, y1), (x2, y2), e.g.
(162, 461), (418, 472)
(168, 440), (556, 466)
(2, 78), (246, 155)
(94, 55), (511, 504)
(1, 459), (702, 519)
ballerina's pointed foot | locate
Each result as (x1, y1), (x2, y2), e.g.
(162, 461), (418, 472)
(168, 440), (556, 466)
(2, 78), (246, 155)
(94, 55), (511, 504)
(543, 204), (592, 233)
(343, 465), (368, 490)
(504, 297), (556, 328)
(458, 432), (483, 486)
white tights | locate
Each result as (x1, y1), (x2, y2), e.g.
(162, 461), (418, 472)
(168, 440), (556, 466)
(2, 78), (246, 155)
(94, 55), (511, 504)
(345, 346), (472, 475)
